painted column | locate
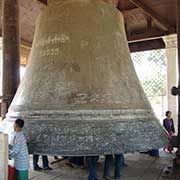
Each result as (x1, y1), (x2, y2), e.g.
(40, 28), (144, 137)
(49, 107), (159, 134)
(164, 35), (178, 132)
(1, 0), (20, 119)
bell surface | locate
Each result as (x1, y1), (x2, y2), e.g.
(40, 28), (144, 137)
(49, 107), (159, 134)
(3, 0), (168, 155)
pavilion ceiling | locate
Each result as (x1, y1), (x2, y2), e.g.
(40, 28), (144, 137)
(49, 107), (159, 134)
(0, 0), (177, 51)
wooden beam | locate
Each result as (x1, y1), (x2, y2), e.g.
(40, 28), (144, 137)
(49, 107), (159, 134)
(128, 0), (175, 32)
(127, 28), (171, 42)
(21, 39), (32, 49)
(129, 38), (165, 52)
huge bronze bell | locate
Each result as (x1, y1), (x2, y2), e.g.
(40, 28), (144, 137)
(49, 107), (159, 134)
(2, 0), (168, 155)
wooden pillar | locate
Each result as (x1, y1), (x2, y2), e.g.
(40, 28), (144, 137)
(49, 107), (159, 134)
(177, 0), (180, 154)
(1, 0), (20, 119)
(167, 0), (180, 174)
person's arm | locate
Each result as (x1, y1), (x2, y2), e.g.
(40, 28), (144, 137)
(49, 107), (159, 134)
(163, 119), (166, 130)
(9, 136), (21, 158)
(172, 119), (175, 134)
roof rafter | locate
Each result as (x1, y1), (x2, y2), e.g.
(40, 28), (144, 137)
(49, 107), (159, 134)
(128, 0), (175, 32)
(127, 28), (170, 42)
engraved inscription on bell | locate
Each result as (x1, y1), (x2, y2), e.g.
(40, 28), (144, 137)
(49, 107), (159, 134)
(3, 0), (168, 155)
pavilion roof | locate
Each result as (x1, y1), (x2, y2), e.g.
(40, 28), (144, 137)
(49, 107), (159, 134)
(1, 0), (177, 51)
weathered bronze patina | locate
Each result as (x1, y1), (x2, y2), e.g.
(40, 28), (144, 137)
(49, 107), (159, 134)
(2, 0), (168, 155)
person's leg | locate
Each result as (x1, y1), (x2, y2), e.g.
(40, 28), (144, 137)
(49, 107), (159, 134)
(120, 154), (127, 167)
(103, 155), (113, 180)
(78, 156), (85, 166)
(33, 155), (41, 170)
(92, 156), (99, 180)
(86, 156), (99, 180)
(86, 156), (94, 180)
(42, 155), (48, 168)
(42, 155), (53, 170)
(121, 154), (125, 166)
(70, 156), (84, 166)
(115, 154), (123, 180)
(76, 156), (84, 166)
(17, 170), (28, 180)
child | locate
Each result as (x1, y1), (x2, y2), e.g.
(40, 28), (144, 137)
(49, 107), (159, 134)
(9, 119), (29, 180)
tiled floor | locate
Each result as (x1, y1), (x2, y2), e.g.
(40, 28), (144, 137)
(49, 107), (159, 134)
(28, 150), (179, 180)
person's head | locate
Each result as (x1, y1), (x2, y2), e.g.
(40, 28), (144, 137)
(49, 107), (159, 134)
(165, 111), (172, 118)
(14, 119), (24, 132)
